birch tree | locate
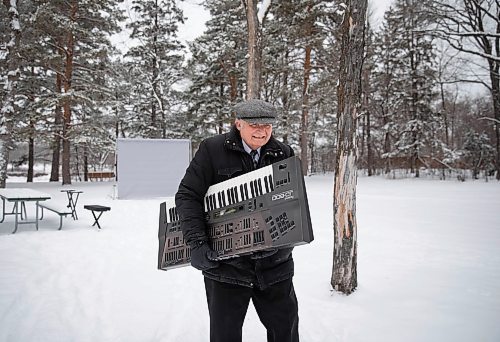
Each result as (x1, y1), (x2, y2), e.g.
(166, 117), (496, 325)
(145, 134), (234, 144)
(0, 0), (22, 188)
(331, 0), (367, 295)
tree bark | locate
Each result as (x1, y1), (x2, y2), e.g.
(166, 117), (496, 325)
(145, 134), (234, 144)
(152, 2), (159, 138)
(331, 0), (368, 295)
(489, 64), (500, 180)
(243, 0), (262, 99)
(27, 67), (36, 183)
(61, 0), (78, 185)
(281, 50), (290, 144)
(300, 44), (312, 176)
(362, 47), (373, 175)
(299, 2), (314, 176)
(27, 133), (34, 183)
(50, 74), (63, 182)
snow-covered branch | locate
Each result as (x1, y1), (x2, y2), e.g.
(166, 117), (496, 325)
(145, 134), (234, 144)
(257, 0), (271, 24)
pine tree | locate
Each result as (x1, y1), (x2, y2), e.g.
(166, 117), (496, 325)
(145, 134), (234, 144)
(125, 0), (185, 139)
(462, 129), (495, 179)
(183, 0), (247, 144)
(0, 0), (22, 188)
(372, 0), (440, 176)
(358, 21), (375, 175)
(33, 0), (124, 184)
(264, 0), (340, 174)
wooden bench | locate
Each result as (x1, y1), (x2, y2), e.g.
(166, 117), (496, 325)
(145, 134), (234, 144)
(37, 202), (73, 230)
(88, 171), (115, 181)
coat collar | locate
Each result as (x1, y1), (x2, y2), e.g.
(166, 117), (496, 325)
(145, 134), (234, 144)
(224, 125), (286, 158)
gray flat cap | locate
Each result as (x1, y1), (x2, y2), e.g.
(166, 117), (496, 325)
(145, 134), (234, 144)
(234, 99), (277, 124)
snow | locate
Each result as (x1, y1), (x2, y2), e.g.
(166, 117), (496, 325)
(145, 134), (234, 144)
(1, 175), (499, 342)
(257, 0), (272, 24)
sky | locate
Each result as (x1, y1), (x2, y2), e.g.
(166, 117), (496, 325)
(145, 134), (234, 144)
(0, 173), (499, 341)
(113, 0), (395, 52)
(180, 0), (397, 40)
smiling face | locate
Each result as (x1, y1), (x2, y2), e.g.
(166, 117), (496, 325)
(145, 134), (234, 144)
(235, 119), (273, 150)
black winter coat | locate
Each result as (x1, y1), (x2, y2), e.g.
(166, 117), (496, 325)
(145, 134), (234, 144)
(175, 125), (295, 289)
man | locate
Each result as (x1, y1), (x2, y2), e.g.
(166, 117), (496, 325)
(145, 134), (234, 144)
(175, 99), (299, 342)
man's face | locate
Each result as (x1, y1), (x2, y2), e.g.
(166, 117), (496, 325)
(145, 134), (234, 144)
(236, 119), (273, 150)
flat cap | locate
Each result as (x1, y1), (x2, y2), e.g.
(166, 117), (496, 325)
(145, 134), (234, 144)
(234, 99), (277, 124)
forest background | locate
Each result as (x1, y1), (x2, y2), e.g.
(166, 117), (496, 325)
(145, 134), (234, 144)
(1, 0), (498, 186)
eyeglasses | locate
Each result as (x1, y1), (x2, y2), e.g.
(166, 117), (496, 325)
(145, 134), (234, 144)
(245, 122), (272, 129)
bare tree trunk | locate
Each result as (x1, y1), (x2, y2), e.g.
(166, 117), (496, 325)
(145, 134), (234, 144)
(83, 144), (89, 182)
(0, 0), (21, 188)
(299, 1), (314, 176)
(331, 0), (368, 295)
(408, 5), (420, 178)
(61, 1), (78, 185)
(300, 43), (312, 176)
(243, 0), (262, 99)
(27, 134), (34, 183)
(152, 3), (160, 138)
(362, 50), (373, 176)
(383, 111), (391, 174)
(50, 74), (63, 182)
(366, 109), (373, 176)
(281, 51), (290, 144)
(27, 66), (36, 183)
(218, 83), (224, 134)
(489, 66), (500, 180)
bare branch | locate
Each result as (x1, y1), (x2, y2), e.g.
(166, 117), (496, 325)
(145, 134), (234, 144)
(478, 116), (500, 124)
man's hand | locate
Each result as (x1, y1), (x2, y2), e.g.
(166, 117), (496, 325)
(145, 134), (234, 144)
(189, 240), (219, 271)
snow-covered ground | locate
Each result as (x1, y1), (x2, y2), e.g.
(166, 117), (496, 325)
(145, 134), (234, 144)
(0, 175), (499, 342)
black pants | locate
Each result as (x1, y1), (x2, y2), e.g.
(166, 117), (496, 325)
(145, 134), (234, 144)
(204, 277), (299, 342)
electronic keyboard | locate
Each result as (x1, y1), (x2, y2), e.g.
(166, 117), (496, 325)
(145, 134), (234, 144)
(158, 156), (313, 270)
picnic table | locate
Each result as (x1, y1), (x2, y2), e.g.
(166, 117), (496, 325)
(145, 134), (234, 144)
(0, 189), (51, 234)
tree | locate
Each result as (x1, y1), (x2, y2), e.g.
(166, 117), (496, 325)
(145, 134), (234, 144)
(241, 0), (270, 99)
(125, 0), (185, 139)
(34, 0), (124, 184)
(359, 21), (375, 175)
(331, 0), (368, 294)
(462, 129), (495, 178)
(431, 0), (500, 179)
(265, 0), (339, 175)
(371, 0), (440, 176)
(184, 0), (247, 143)
(0, 0), (22, 188)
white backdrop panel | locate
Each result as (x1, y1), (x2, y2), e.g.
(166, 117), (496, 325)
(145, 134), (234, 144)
(116, 139), (191, 199)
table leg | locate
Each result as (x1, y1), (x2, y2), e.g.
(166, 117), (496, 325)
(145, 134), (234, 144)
(35, 201), (39, 231)
(91, 211), (104, 229)
(12, 201), (19, 234)
(72, 193), (80, 220)
(39, 205), (44, 220)
(0, 198), (5, 223)
(66, 192), (80, 220)
(21, 201), (27, 220)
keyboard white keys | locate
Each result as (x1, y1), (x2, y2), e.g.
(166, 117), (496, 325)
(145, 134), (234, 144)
(204, 165), (274, 211)
(164, 198), (177, 224)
